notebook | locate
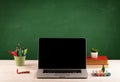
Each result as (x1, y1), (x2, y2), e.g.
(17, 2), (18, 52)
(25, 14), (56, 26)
(37, 38), (88, 79)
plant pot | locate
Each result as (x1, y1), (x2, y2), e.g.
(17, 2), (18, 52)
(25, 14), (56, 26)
(91, 52), (98, 58)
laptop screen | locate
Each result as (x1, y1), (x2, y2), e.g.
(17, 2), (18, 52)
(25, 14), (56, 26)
(39, 38), (86, 69)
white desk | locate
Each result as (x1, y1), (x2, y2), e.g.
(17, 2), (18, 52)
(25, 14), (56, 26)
(0, 60), (120, 82)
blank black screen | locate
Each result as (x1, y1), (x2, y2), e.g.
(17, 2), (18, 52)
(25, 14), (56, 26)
(39, 38), (86, 69)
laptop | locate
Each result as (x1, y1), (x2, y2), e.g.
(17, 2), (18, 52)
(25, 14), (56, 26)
(37, 38), (88, 79)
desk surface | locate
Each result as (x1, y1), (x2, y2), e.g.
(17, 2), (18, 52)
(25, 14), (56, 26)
(0, 60), (120, 82)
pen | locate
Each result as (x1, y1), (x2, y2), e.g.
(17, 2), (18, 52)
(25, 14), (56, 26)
(12, 51), (18, 56)
(8, 50), (18, 56)
(22, 47), (25, 56)
(24, 49), (28, 56)
(8, 43), (28, 57)
(18, 49), (22, 57)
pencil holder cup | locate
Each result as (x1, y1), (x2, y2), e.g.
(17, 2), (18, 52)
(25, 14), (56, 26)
(14, 56), (26, 66)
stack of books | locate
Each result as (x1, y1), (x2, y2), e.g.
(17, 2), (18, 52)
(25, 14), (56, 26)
(86, 56), (108, 68)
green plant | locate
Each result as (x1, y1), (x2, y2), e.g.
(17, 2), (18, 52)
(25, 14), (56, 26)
(91, 48), (98, 52)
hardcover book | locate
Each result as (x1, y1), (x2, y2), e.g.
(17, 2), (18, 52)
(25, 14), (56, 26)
(86, 56), (108, 68)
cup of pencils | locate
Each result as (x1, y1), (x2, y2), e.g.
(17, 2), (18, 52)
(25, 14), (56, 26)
(8, 43), (28, 66)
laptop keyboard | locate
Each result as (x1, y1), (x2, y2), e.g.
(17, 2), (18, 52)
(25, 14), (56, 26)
(43, 69), (81, 73)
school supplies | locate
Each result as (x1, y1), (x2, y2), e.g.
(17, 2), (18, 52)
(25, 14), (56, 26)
(8, 43), (28, 66)
(87, 56), (108, 68)
(8, 50), (18, 56)
(14, 56), (26, 66)
(8, 43), (28, 57)
(24, 49), (28, 56)
(92, 70), (111, 77)
(91, 65), (111, 77)
(16, 69), (30, 74)
(18, 49), (23, 57)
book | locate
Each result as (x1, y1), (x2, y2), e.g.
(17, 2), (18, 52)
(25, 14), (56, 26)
(86, 56), (108, 68)
(87, 64), (108, 68)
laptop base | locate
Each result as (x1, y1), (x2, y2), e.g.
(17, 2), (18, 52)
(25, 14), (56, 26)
(37, 69), (88, 79)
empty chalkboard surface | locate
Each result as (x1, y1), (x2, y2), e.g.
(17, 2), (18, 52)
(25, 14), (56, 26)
(0, 0), (120, 59)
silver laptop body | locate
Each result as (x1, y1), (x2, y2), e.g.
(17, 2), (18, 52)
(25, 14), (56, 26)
(37, 38), (88, 79)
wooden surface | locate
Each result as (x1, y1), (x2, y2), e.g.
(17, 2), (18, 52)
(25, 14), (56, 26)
(0, 60), (120, 82)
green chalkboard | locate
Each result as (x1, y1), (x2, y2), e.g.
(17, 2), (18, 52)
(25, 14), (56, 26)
(0, 0), (120, 59)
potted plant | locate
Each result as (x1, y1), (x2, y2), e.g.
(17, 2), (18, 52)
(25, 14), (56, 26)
(91, 48), (98, 58)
